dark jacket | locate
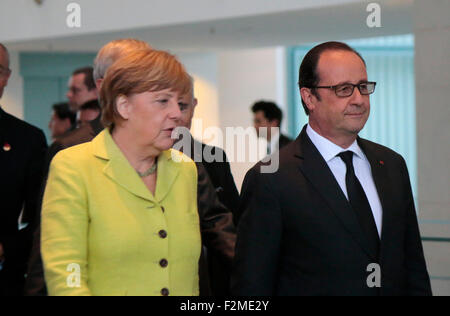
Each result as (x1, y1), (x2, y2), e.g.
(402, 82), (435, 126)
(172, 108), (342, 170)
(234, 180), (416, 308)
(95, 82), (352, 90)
(278, 133), (292, 149)
(232, 125), (432, 296)
(0, 108), (47, 296)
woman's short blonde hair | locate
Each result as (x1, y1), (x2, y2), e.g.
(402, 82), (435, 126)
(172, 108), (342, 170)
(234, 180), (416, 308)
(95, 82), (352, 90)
(100, 49), (191, 129)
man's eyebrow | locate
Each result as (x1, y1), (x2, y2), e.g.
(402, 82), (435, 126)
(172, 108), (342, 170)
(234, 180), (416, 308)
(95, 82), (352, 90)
(333, 79), (370, 85)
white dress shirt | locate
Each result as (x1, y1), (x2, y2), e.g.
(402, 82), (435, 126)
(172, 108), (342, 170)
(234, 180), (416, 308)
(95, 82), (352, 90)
(306, 124), (383, 237)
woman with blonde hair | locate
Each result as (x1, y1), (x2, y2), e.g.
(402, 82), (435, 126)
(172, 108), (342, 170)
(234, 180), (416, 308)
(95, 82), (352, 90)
(41, 49), (201, 296)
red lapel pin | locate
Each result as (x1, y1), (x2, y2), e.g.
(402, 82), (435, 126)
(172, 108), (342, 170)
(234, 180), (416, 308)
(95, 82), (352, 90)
(379, 160), (384, 165)
(3, 142), (11, 152)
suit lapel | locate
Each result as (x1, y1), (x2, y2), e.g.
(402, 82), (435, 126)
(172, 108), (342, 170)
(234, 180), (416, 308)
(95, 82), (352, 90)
(296, 127), (378, 261)
(154, 150), (180, 203)
(357, 139), (396, 253)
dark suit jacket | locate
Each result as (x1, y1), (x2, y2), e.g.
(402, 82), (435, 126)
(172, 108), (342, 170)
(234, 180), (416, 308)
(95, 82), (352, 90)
(232, 125), (432, 296)
(194, 140), (240, 216)
(278, 133), (292, 149)
(0, 108), (47, 296)
(183, 137), (237, 296)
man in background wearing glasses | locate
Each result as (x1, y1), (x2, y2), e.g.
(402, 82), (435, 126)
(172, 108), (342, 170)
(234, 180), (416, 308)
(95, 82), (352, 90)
(232, 42), (432, 296)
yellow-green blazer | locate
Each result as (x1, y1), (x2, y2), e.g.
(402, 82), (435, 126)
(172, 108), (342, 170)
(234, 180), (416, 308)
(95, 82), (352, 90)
(41, 129), (201, 296)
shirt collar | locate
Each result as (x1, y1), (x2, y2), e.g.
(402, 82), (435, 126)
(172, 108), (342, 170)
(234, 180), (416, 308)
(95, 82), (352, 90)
(306, 124), (366, 162)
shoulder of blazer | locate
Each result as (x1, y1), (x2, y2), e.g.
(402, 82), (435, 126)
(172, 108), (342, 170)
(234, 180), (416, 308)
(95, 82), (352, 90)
(357, 137), (405, 165)
(51, 140), (93, 170)
(279, 134), (293, 148)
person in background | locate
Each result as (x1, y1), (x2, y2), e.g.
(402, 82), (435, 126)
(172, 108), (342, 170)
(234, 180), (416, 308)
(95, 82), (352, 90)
(251, 100), (292, 155)
(175, 78), (237, 295)
(41, 48), (201, 296)
(232, 42), (431, 296)
(24, 38), (151, 296)
(0, 43), (47, 296)
(48, 102), (76, 140)
(66, 67), (98, 113)
(44, 67), (102, 168)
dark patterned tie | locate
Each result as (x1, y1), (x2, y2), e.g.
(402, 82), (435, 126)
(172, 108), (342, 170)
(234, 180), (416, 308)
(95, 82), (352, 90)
(338, 151), (380, 258)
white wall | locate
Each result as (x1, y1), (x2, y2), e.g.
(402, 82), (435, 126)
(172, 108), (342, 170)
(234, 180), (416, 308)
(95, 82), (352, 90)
(1, 51), (24, 119)
(178, 47), (289, 191)
(217, 47), (287, 191)
(0, 0), (360, 43)
(178, 52), (220, 141)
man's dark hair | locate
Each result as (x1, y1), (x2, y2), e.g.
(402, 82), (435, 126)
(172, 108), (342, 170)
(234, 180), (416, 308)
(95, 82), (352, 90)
(298, 41), (366, 115)
(73, 66), (96, 91)
(80, 100), (102, 112)
(53, 102), (76, 125)
(251, 101), (283, 126)
(80, 100), (101, 112)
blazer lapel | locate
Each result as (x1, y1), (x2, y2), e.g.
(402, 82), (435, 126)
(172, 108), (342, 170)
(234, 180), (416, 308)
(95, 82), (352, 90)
(296, 127), (378, 261)
(154, 150), (180, 203)
(358, 138), (396, 254)
(93, 130), (155, 203)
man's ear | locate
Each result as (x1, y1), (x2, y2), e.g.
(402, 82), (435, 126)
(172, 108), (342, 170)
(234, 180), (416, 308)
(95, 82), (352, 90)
(300, 87), (316, 113)
(116, 95), (131, 120)
(193, 98), (198, 108)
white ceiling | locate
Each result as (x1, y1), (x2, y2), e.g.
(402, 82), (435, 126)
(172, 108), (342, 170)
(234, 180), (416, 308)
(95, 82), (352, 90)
(6, 0), (413, 53)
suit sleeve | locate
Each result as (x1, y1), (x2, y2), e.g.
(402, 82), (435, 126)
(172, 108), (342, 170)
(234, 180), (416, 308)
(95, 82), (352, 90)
(400, 157), (432, 296)
(196, 162), (236, 266)
(41, 151), (91, 296)
(220, 151), (240, 216)
(231, 167), (282, 296)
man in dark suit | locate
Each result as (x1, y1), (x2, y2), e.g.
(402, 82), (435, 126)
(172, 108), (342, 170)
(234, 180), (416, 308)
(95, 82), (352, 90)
(174, 81), (238, 295)
(0, 43), (48, 296)
(232, 42), (432, 296)
(251, 100), (292, 155)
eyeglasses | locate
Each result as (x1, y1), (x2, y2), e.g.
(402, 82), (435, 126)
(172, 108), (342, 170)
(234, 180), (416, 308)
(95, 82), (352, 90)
(310, 82), (376, 97)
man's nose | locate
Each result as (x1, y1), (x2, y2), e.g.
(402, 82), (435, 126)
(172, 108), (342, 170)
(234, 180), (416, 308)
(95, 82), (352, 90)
(350, 86), (366, 104)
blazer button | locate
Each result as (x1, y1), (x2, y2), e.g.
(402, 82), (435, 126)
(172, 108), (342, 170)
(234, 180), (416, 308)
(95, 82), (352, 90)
(161, 288), (169, 296)
(159, 230), (167, 239)
(161, 206), (165, 213)
(160, 259), (168, 268)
